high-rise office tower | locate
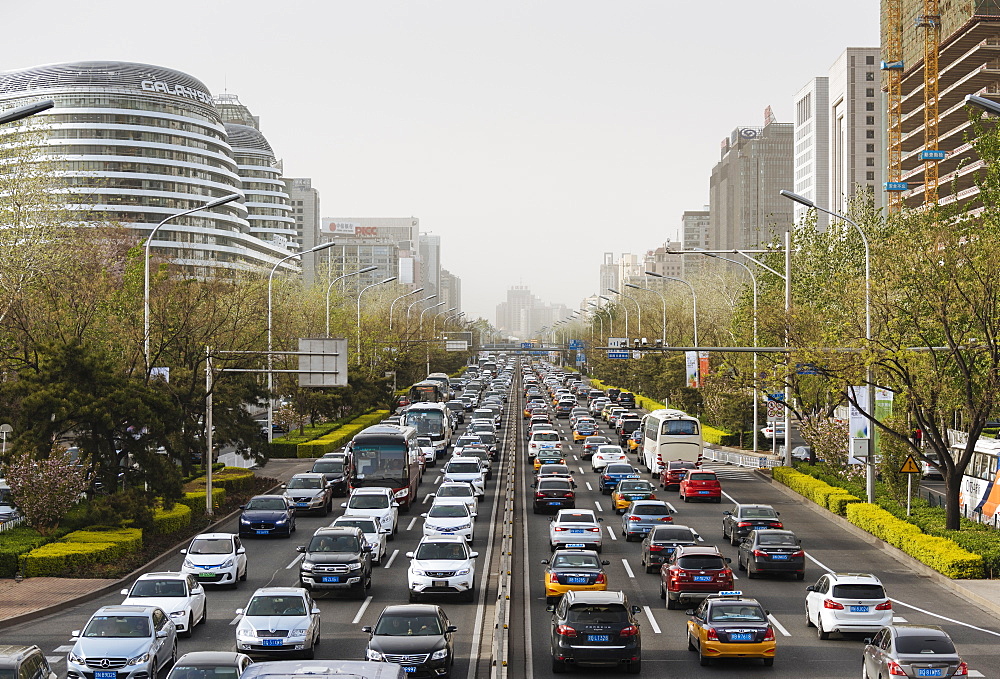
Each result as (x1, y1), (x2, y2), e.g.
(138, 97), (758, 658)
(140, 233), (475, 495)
(285, 178), (321, 286)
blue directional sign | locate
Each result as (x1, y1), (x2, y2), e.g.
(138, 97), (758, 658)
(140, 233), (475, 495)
(521, 342), (533, 349)
(884, 181), (909, 191)
(576, 353), (586, 364)
(766, 393), (785, 403)
(569, 339), (584, 350)
(920, 150), (946, 160)
(607, 350), (630, 360)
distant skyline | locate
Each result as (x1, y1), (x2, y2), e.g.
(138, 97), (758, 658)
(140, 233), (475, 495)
(2, 1), (879, 322)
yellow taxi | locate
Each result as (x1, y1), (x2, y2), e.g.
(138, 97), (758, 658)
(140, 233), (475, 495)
(610, 479), (657, 513)
(627, 429), (642, 451)
(534, 451), (566, 472)
(541, 549), (609, 604)
(686, 592), (776, 667)
(600, 403), (619, 422)
(571, 418), (599, 442)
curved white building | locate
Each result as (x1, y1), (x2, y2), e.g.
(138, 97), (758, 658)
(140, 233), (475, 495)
(0, 61), (298, 274)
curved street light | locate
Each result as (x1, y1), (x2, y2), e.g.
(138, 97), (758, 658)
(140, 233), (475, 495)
(608, 287), (641, 339)
(644, 272), (698, 348)
(432, 307), (458, 336)
(388, 287), (425, 331)
(419, 301), (447, 332)
(326, 265), (378, 336)
(356, 277), (397, 360)
(407, 294), (437, 322)
(627, 282), (666, 345)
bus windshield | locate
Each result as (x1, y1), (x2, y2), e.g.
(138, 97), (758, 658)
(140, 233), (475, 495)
(353, 444), (408, 483)
(408, 383), (442, 403)
(404, 410), (445, 436)
(662, 420), (699, 436)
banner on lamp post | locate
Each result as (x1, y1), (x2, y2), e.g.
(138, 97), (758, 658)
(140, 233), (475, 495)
(685, 351), (699, 388)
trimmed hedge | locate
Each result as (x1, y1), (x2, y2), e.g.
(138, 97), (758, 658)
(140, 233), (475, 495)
(22, 526), (143, 577)
(186, 467), (256, 494)
(0, 527), (49, 578)
(178, 488), (226, 515)
(295, 410), (390, 459)
(152, 503), (192, 534)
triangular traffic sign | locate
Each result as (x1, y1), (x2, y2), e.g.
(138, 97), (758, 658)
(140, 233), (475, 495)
(899, 455), (922, 474)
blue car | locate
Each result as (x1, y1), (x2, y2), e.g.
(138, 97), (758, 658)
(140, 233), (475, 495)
(238, 495), (296, 538)
(599, 463), (642, 495)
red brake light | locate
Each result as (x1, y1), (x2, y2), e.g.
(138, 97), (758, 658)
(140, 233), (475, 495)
(588, 527), (600, 532)
(737, 521), (752, 527)
(619, 625), (639, 637)
(955, 662), (969, 676)
(628, 516), (641, 521)
(649, 545), (664, 552)
(705, 627), (718, 641)
(536, 492), (545, 498)
(753, 549), (766, 558)
(595, 573), (606, 584)
(886, 660), (907, 676)
(763, 627), (775, 641)
(790, 550), (805, 557)
(554, 526), (567, 532)
(555, 625), (577, 637)
(875, 600), (892, 610)
(771, 522), (783, 528)
(823, 599), (845, 610)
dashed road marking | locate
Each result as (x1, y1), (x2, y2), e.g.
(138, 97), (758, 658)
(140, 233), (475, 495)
(767, 613), (791, 637)
(586, 482), (593, 491)
(45, 657), (61, 665)
(423, 493), (433, 503)
(642, 606), (661, 634)
(383, 549), (399, 569)
(406, 517), (417, 531)
(594, 501), (603, 512)
(579, 467), (586, 474)
(435, 475), (442, 485)
(622, 559), (635, 578)
(892, 616), (908, 623)
(285, 553), (303, 569)
(229, 614), (241, 625)
(53, 646), (72, 653)
(606, 525), (617, 541)
(352, 596), (373, 624)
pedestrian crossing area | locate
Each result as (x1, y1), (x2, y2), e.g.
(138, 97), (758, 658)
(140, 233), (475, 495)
(700, 462), (758, 481)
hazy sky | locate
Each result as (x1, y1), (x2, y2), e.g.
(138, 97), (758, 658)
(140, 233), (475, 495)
(5, 1), (878, 322)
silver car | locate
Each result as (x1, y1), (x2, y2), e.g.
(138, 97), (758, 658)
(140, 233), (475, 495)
(68, 605), (177, 679)
(235, 587), (321, 658)
(862, 625), (967, 679)
(548, 509), (604, 552)
(620, 500), (675, 541)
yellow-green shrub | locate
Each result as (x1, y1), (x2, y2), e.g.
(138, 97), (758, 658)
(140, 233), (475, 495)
(827, 493), (863, 515)
(179, 488), (226, 515)
(187, 467), (255, 494)
(296, 410), (389, 458)
(152, 503), (192, 534)
(22, 527), (143, 577)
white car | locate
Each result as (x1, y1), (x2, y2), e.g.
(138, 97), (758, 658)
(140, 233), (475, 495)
(805, 572), (893, 639)
(120, 572), (207, 637)
(330, 515), (388, 565)
(548, 508), (604, 552)
(179, 532), (248, 588)
(452, 434), (484, 456)
(528, 430), (562, 459)
(430, 482), (480, 517)
(416, 436), (437, 468)
(235, 587), (321, 657)
(341, 487), (399, 540)
(440, 458), (486, 497)
(761, 423), (786, 440)
(592, 445), (628, 472)
(406, 535), (479, 602)
(422, 502), (476, 542)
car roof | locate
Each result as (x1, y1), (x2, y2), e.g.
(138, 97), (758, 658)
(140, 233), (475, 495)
(190, 532), (236, 540)
(289, 473), (326, 479)
(249, 494), (286, 500)
(891, 624), (947, 637)
(417, 535), (467, 544)
(556, 509), (596, 520)
(312, 526), (363, 536)
(352, 486), (393, 494)
(564, 590), (627, 605)
(705, 593), (762, 606)
(174, 651), (249, 665)
(549, 549), (600, 558)
(134, 571), (188, 580)
(736, 503), (776, 510)
(749, 528), (795, 538)
(628, 500), (668, 508)
(249, 587), (307, 595)
(95, 605), (157, 615)
(0, 645), (42, 665)
(378, 604), (443, 617)
(675, 545), (724, 556)
(827, 572), (882, 583)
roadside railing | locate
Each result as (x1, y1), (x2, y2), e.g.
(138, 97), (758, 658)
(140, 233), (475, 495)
(702, 446), (782, 470)
(0, 515), (25, 532)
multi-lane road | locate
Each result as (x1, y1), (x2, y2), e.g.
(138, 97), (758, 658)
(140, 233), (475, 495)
(4, 367), (999, 679)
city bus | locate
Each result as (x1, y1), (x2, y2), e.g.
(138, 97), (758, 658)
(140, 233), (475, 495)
(401, 402), (453, 458)
(640, 409), (704, 475)
(951, 435), (1000, 526)
(405, 380), (447, 406)
(346, 425), (421, 511)
(425, 372), (452, 400)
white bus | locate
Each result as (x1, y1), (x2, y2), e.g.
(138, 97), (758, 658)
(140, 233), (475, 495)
(401, 402), (453, 458)
(640, 409), (703, 475)
(425, 372), (452, 400)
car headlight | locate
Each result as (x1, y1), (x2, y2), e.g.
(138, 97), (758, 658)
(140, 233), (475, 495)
(182, 558), (195, 569)
(236, 628), (256, 640)
(274, 517), (287, 524)
(300, 562), (313, 572)
(347, 562), (363, 571)
(127, 653), (150, 666)
(291, 627), (310, 636)
(455, 568), (471, 576)
(169, 610), (185, 618)
(430, 649), (449, 661)
(454, 523), (472, 531)
(240, 516), (251, 524)
(366, 649), (383, 661)
(411, 568), (427, 577)
(393, 488), (409, 499)
(221, 557), (234, 568)
(68, 651), (85, 664)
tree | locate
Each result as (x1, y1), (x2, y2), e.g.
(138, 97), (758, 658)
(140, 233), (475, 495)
(5, 448), (89, 535)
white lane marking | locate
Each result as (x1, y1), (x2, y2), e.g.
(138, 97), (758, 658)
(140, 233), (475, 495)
(890, 599), (1000, 638)
(642, 606), (662, 634)
(586, 482), (593, 491)
(435, 475), (442, 485)
(767, 613), (791, 637)
(229, 614), (241, 625)
(666, 501), (678, 513)
(622, 558), (635, 578)
(406, 517), (417, 531)
(606, 525), (617, 541)
(573, 455), (579, 461)
(594, 501), (603, 512)
(352, 596), (373, 624)
(732, 573), (739, 580)
(383, 549), (399, 569)
(721, 490), (738, 504)
(892, 616), (908, 623)
(805, 552), (835, 573)
(53, 646), (72, 653)
(45, 657), (61, 665)
(579, 467), (586, 474)
(968, 671), (985, 677)
(423, 493), (433, 503)
(285, 553), (303, 569)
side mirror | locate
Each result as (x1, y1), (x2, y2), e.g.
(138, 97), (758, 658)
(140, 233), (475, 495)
(427, 493), (436, 499)
(776, 512), (780, 516)
(631, 606), (642, 614)
(420, 513), (428, 518)
(237, 547), (246, 554)
(406, 552), (415, 558)
(446, 625), (458, 633)
(238, 506), (246, 511)
(806, 585), (816, 592)
(295, 545), (306, 553)
(602, 560), (611, 566)
(598, 518), (604, 522)
(545, 604), (555, 612)
(540, 559), (549, 564)
(684, 609), (695, 616)
(392, 502), (400, 508)
(179, 548), (188, 554)
(362, 626), (373, 633)
(156, 630), (168, 639)
(280, 484), (287, 489)
(470, 551), (479, 558)
(235, 609), (244, 615)
(470, 512), (477, 517)
(864, 637), (873, 645)
(724, 557), (732, 563)
(71, 631), (81, 638)
(312, 607), (321, 614)
(381, 528), (392, 534)
(723, 511), (732, 516)
(340, 503), (347, 508)
(531, 483), (537, 488)
(764, 609), (770, 616)
(120, 588), (129, 595)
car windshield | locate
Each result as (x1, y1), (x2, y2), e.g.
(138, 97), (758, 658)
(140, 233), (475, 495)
(417, 438), (433, 447)
(538, 481), (572, 490)
(566, 605), (628, 624)
(688, 473), (716, 481)
(895, 635), (956, 655)
(832, 584), (886, 599)
(245, 596), (306, 616)
(741, 507), (778, 519)
(312, 461), (343, 473)
(128, 579), (186, 597)
(605, 465), (633, 474)
(374, 615), (443, 636)
(83, 615), (151, 638)
(349, 495), (389, 509)
(458, 437), (481, 445)
(709, 604), (767, 622)
(632, 505), (670, 516)
(651, 527), (695, 542)
(540, 465), (570, 475)
(287, 477), (322, 490)
(558, 513), (594, 523)
(677, 555), (727, 570)
(308, 535), (360, 552)
(447, 463), (480, 474)
(663, 420), (699, 435)
(757, 534), (797, 546)
(533, 433), (559, 441)
(598, 448), (624, 456)
(171, 667), (239, 679)
(428, 504), (469, 518)
(552, 554), (600, 568)
(478, 433), (496, 444)
(335, 519), (377, 533)
(245, 498), (285, 511)
(668, 462), (696, 471)
(617, 482), (650, 492)
(414, 543), (467, 560)
(188, 538), (234, 554)
(437, 486), (473, 498)
(585, 437), (609, 445)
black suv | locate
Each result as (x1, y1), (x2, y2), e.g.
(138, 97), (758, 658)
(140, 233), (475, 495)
(363, 604), (456, 678)
(618, 392), (636, 408)
(311, 454), (351, 496)
(296, 527), (373, 597)
(548, 590), (642, 674)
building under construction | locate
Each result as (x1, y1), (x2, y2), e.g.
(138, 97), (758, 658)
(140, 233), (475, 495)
(883, 1), (1000, 209)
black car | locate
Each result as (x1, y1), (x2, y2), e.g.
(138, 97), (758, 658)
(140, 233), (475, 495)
(581, 436), (610, 460)
(639, 524), (700, 573)
(363, 604), (456, 678)
(618, 392), (636, 409)
(239, 495), (296, 538)
(297, 527), (373, 596)
(722, 504), (783, 545)
(548, 590), (642, 674)
(311, 455), (350, 496)
(616, 417), (643, 447)
(533, 478), (576, 513)
(736, 529), (805, 580)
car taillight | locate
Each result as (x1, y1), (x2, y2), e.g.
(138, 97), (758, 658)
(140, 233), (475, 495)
(555, 625), (577, 637)
(628, 516), (641, 521)
(886, 660), (907, 676)
(771, 522), (783, 528)
(649, 545), (664, 552)
(823, 599), (845, 610)
(955, 662), (969, 676)
(554, 526), (567, 532)
(619, 625), (639, 637)
(595, 573), (606, 584)
(563, 492), (574, 498)
(875, 601), (892, 610)
(753, 549), (767, 558)
(536, 492), (546, 498)
(705, 627), (718, 641)
(737, 521), (752, 527)
(763, 627), (775, 641)
(588, 527), (600, 532)
(790, 550), (805, 557)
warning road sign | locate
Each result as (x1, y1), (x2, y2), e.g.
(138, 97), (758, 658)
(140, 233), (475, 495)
(899, 455), (922, 474)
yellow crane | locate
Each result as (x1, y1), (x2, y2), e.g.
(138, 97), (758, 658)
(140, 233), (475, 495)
(883, 0), (904, 212)
(917, 0), (942, 205)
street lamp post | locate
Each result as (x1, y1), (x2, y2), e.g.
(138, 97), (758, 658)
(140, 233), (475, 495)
(420, 302), (447, 375)
(644, 272), (699, 348)
(433, 307), (458, 336)
(356, 277), (397, 361)
(587, 301), (607, 339)
(145, 193), (242, 367)
(611, 288), (642, 340)
(606, 289), (631, 337)
(267, 241), (337, 441)
(388, 287), (425, 331)
(407, 294), (437, 323)
(627, 282), (667, 346)
(326, 265), (378, 337)
(419, 301), (446, 332)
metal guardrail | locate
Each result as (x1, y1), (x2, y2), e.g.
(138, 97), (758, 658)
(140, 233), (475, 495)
(0, 515), (26, 532)
(702, 446), (782, 470)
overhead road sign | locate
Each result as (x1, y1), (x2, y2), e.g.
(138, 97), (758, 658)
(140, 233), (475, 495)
(445, 340), (468, 351)
(607, 350), (630, 360)
(569, 339), (584, 350)
(885, 181), (909, 191)
(608, 337), (628, 348)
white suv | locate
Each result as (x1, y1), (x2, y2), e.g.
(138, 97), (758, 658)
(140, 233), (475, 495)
(528, 430), (562, 460)
(120, 572), (207, 637)
(406, 536), (479, 602)
(805, 572), (893, 639)
(440, 458), (486, 497)
(548, 508), (604, 552)
(341, 487), (399, 540)
(421, 502), (476, 542)
(429, 482), (480, 517)
(180, 532), (248, 588)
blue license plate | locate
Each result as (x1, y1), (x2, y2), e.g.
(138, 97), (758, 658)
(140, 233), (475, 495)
(567, 577), (588, 584)
(566, 543), (586, 548)
(296, 502), (309, 507)
(698, 490), (710, 494)
(261, 638), (283, 646)
(629, 495), (643, 500)
(730, 633), (753, 641)
(256, 530), (269, 535)
(321, 576), (340, 583)
(401, 667), (416, 673)
(588, 634), (610, 642)
(548, 501), (562, 506)
(570, 529), (584, 533)
(916, 671), (943, 678)
(626, 474), (640, 479)
(693, 576), (712, 582)
(95, 672), (116, 679)
(850, 605), (870, 613)
(771, 554), (789, 560)
(442, 532), (455, 535)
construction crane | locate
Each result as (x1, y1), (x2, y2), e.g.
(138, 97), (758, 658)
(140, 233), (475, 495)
(882, 0), (905, 212)
(917, 0), (943, 205)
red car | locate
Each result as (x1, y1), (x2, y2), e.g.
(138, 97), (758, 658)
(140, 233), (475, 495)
(659, 545), (734, 610)
(678, 469), (722, 503)
(660, 460), (698, 490)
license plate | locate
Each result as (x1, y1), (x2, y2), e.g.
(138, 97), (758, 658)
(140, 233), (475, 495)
(588, 634), (610, 642)
(321, 576), (340, 583)
(567, 577), (588, 584)
(433, 580), (449, 587)
(850, 605), (870, 613)
(730, 633), (753, 641)
(566, 543), (586, 548)
(256, 530), (269, 535)
(441, 532), (455, 535)
(197, 572), (214, 577)
(402, 668), (416, 674)
(916, 671), (943, 677)
(771, 554), (789, 560)
(571, 529), (584, 533)
(698, 490), (710, 494)
(626, 474), (640, 479)
(629, 495), (643, 500)
(548, 501), (562, 506)
(95, 672), (116, 679)
(261, 638), (282, 646)
(693, 576), (712, 582)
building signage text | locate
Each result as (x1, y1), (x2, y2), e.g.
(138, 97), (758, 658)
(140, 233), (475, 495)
(140, 80), (213, 104)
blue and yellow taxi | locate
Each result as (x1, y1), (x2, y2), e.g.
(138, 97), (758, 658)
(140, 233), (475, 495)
(540, 549), (609, 604)
(572, 418), (599, 442)
(610, 479), (657, 514)
(685, 592), (776, 667)
(534, 451), (566, 472)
